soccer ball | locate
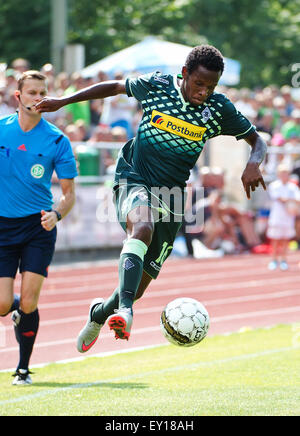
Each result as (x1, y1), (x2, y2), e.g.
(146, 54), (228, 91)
(160, 297), (209, 347)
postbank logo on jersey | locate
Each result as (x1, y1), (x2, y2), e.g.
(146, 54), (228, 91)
(150, 110), (206, 141)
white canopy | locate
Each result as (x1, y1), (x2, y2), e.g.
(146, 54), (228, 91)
(81, 36), (241, 86)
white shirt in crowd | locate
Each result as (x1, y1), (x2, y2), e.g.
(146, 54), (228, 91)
(268, 179), (300, 231)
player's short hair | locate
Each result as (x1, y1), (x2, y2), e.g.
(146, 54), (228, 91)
(185, 45), (224, 74)
(18, 70), (47, 91)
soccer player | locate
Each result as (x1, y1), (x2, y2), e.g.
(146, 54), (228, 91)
(0, 71), (77, 384)
(36, 45), (267, 351)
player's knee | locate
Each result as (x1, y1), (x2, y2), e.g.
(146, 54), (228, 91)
(20, 297), (38, 314)
(0, 301), (13, 317)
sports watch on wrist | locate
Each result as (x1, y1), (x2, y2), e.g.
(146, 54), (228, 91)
(53, 210), (62, 222)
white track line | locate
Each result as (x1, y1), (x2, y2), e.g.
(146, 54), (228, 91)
(29, 270), (300, 299)
(21, 288), (300, 311)
(2, 289), (299, 335)
(13, 255), (299, 289)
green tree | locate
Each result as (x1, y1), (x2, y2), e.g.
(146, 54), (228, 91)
(180, 0), (300, 87)
(0, 0), (299, 87)
(68, 0), (300, 87)
(68, 0), (192, 63)
(0, 0), (50, 69)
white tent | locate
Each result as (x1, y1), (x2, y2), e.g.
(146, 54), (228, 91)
(81, 36), (241, 86)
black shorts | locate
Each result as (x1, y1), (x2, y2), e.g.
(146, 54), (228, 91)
(114, 184), (184, 279)
(0, 213), (57, 278)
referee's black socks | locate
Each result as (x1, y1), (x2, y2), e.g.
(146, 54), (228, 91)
(15, 309), (39, 371)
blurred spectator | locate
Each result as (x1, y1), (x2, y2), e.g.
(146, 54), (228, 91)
(87, 125), (114, 172)
(90, 99), (103, 130)
(255, 109), (275, 135)
(201, 190), (260, 253)
(0, 87), (17, 116)
(281, 109), (300, 140)
(280, 85), (295, 116)
(97, 70), (109, 83)
(54, 72), (71, 97)
(266, 164), (300, 270)
(0, 88), (13, 116)
(41, 63), (56, 98)
(111, 126), (128, 143)
(235, 88), (257, 121)
(74, 119), (89, 141)
(182, 166), (261, 258)
(100, 72), (136, 139)
(65, 124), (84, 142)
(5, 69), (18, 93)
(64, 72), (91, 128)
(11, 58), (30, 74)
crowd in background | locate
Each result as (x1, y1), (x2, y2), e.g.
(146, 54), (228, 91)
(1, 57), (300, 261)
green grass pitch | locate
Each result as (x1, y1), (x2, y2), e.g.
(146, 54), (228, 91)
(0, 324), (299, 416)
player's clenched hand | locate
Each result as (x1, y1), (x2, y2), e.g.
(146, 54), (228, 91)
(241, 162), (266, 199)
(35, 97), (64, 113)
(41, 210), (58, 231)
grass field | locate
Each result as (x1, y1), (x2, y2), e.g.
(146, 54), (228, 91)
(0, 324), (299, 416)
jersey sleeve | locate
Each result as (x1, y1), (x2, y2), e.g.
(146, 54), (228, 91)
(125, 72), (156, 101)
(54, 135), (78, 179)
(219, 98), (256, 140)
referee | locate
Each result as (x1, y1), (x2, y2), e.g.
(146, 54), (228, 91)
(0, 71), (77, 385)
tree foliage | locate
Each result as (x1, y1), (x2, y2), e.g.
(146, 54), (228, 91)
(0, 0), (50, 69)
(0, 0), (299, 87)
(67, 0), (300, 87)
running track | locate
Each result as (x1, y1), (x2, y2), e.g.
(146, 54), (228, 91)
(1, 252), (300, 371)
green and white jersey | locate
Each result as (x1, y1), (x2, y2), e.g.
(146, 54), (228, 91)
(114, 71), (255, 189)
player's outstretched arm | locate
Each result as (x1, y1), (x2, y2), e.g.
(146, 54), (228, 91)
(241, 131), (267, 199)
(35, 80), (127, 113)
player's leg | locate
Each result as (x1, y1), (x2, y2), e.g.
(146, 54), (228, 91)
(77, 270), (153, 353)
(92, 270), (152, 323)
(0, 278), (15, 316)
(77, 185), (154, 350)
(78, 206), (153, 349)
(0, 245), (21, 316)
(93, 193), (181, 338)
(106, 205), (153, 340)
(268, 238), (279, 270)
(278, 238), (289, 270)
(11, 271), (43, 385)
(12, 225), (56, 385)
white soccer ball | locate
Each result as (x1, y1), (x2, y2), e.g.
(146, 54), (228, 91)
(160, 297), (210, 347)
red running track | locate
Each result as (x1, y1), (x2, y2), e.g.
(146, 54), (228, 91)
(1, 252), (300, 371)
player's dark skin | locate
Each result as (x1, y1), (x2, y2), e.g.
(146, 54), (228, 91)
(36, 64), (267, 299)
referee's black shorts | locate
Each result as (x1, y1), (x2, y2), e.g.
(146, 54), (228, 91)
(0, 213), (57, 278)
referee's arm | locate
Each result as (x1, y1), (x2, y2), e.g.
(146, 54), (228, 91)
(41, 178), (76, 231)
